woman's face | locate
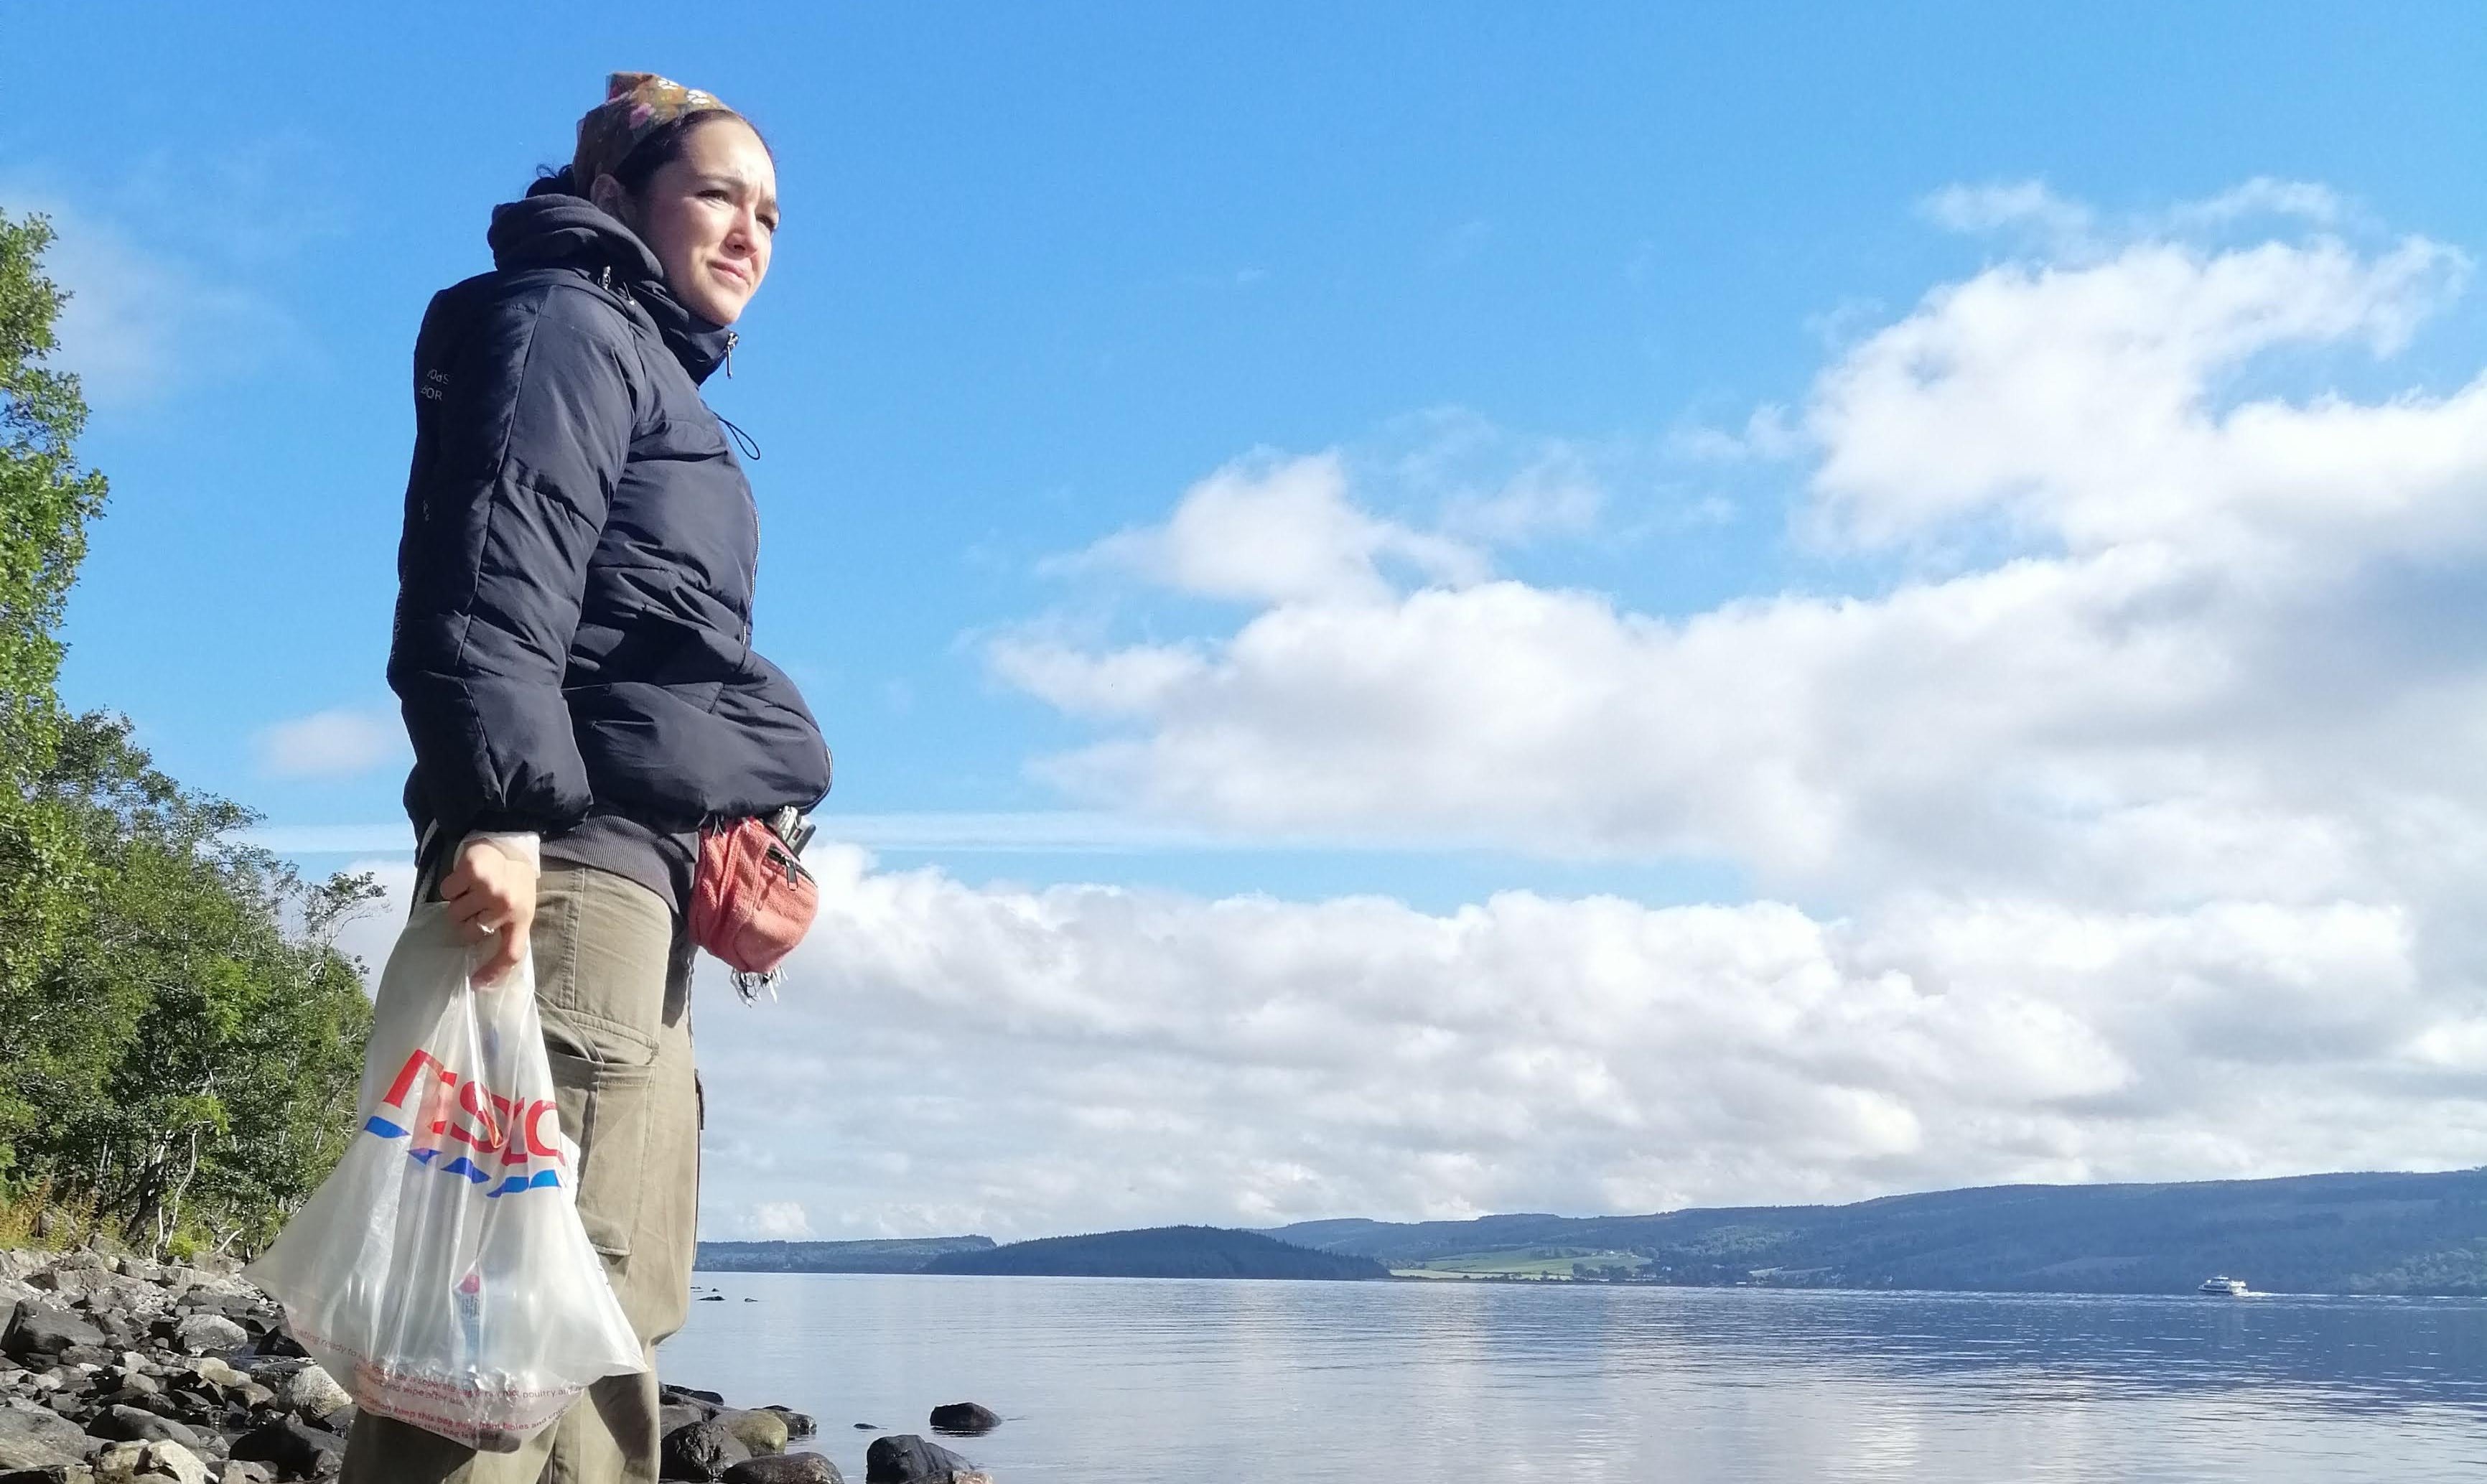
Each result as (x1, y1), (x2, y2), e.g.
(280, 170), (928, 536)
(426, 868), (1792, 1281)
(603, 116), (778, 327)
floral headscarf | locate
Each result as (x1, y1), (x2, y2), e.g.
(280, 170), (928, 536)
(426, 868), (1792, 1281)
(572, 71), (734, 192)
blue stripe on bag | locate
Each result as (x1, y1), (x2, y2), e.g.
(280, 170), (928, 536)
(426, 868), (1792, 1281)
(486, 1169), (563, 1198)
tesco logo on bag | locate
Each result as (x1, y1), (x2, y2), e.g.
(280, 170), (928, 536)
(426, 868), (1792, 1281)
(361, 1047), (569, 1197)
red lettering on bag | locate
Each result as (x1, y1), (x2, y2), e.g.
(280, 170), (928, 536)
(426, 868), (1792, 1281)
(371, 1048), (565, 1172)
(490, 1092), (524, 1164)
(380, 1048), (453, 1111)
(523, 1101), (563, 1161)
(448, 1078), (504, 1150)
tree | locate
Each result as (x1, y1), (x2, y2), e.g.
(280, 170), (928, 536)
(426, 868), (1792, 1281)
(0, 210), (378, 1256)
(0, 212), (114, 1166)
(0, 212), (105, 738)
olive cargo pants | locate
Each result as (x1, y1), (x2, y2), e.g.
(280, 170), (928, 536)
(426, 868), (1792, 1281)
(341, 861), (701, 1484)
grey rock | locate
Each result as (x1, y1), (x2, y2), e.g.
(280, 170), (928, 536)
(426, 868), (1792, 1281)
(167, 1319), (243, 1359)
(0, 1399), (90, 1468)
(276, 1367), (347, 1422)
(93, 1439), (207, 1484)
(927, 1403), (999, 1437)
(659, 1402), (708, 1437)
(2, 1306), (104, 1361)
(764, 1406), (817, 1439)
(218, 1463), (273, 1484)
(91, 1406), (205, 1451)
(661, 1419), (752, 1480)
(720, 1409), (788, 1455)
(723, 1456), (843, 1484)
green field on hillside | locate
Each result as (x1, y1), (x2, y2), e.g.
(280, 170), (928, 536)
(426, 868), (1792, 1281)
(1394, 1248), (1651, 1279)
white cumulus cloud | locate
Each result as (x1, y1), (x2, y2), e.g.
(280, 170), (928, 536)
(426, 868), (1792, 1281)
(1065, 452), (1489, 606)
(989, 213), (2487, 918)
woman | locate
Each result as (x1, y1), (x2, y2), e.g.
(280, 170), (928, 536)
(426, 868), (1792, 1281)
(348, 73), (831, 1482)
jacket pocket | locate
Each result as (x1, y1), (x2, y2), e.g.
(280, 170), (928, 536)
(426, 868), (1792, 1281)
(632, 412), (733, 463)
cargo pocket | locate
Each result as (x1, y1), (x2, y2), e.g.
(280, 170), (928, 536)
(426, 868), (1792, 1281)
(547, 1048), (656, 1260)
(530, 862), (676, 1262)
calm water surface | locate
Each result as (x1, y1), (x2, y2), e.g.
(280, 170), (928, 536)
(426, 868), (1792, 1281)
(658, 1274), (2487, 1482)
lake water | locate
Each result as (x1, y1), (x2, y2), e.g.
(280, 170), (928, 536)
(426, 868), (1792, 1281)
(658, 1273), (2487, 1482)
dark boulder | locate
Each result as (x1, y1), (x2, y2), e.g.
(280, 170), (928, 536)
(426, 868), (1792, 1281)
(90, 1402), (207, 1451)
(764, 1405), (818, 1438)
(254, 1328), (310, 1361)
(661, 1418), (752, 1480)
(928, 1402), (999, 1436)
(230, 1416), (350, 1475)
(1, 1303), (104, 1360)
(724, 1456), (844, 1484)
(863, 1434), (981, 1483)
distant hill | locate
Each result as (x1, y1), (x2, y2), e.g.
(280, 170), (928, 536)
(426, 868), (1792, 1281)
(1270, 1169), (2487, 1294)
(696, 1236), (996, 1273)
(923, 1225), (1390, 1280)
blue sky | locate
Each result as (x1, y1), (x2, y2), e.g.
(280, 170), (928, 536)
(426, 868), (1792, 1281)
(14, 4), (2487, 1238)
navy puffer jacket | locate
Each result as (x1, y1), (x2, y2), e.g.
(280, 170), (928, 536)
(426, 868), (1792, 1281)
(388, 196), (830, 887)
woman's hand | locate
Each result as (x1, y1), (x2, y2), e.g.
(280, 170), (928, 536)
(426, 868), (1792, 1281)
(440, 834), (541, 986)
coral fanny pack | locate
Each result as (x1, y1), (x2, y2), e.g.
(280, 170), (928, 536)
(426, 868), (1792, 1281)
(691, 807), (818, 1002)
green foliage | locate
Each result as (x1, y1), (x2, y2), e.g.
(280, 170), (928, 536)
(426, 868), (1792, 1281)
(0, 212), (105, 743)
(0, 210), (378, 1256)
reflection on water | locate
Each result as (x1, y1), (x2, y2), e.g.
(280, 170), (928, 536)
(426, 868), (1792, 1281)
(660, 1275), (2487, 1483)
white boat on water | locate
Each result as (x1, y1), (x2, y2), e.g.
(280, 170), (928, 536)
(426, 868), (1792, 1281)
(2198, 1275), (2249, 1296)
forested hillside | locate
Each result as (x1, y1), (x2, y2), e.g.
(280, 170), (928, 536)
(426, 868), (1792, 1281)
(1274, 1169), (2487, 1294)
(696, 1236), (997, 1272)
(0, 212), (377, 1259)
(923, 1226), (1389, 1280)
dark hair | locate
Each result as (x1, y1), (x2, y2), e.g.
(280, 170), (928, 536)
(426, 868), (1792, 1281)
(526, 109), (770, 200)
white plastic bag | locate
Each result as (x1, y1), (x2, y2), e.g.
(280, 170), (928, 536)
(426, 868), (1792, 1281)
(248, 900), (643, 1450)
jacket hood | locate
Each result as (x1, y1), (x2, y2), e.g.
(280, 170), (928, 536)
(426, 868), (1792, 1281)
(487, 195), (736, 384)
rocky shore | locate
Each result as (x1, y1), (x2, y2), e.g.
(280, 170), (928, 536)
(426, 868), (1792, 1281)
(0, 1251), (994, 1484)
